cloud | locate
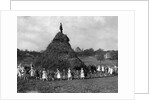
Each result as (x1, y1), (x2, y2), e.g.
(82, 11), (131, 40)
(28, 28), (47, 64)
(17, 16), (118, 51)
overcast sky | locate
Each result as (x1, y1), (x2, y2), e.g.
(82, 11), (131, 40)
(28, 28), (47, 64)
(17, 16), (118, 51)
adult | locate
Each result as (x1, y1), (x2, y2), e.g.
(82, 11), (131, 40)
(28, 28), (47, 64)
(75, 70), (79, 79)
(108, 66), (111, 74)
(29, 67), (35, 78)
(42, 68), (48, 81)
(67, 68), (72, 80)
(22, 69), (29, 80)
(101, 65), (105, 72)
(80, 68), (85, 79)
(114, 65), (118, 75)
(20, 66), (25, 79)
(56, 68), (61, 80)
(62, 69), (66, 80)
(17, 67), (22, 79)
(60, 23), (63, 33)
(110, 67), (113, 75)
(97, 65), (101, 72)
(35, 69), (40, 80)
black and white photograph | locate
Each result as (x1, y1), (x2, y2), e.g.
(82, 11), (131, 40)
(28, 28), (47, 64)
(17, 16), (118, 93)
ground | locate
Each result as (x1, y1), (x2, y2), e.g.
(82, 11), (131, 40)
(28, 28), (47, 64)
(17, 76), (118, 93)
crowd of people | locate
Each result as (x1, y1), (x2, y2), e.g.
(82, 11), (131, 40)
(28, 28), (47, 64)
(17, 63), (118, 81)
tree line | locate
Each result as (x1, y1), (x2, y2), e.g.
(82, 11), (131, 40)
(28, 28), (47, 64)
(75, 47), (118, 60)
(17, 47), (118, 62)
(17, 49), (42, 61)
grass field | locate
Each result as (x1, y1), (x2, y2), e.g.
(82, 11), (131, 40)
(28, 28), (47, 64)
(79, 56), (118, 66)
(17, 56), (118, 93)
(17, 76), (118, 93)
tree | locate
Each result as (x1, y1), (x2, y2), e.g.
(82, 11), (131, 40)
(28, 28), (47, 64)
(95, 48), (105, 64)
(75, 47), (82, 52)
(96, 53), (104, 64)
(83, 48), (95, 56)
(95, 48), (104, 54)
(110, 50), (118, 60)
